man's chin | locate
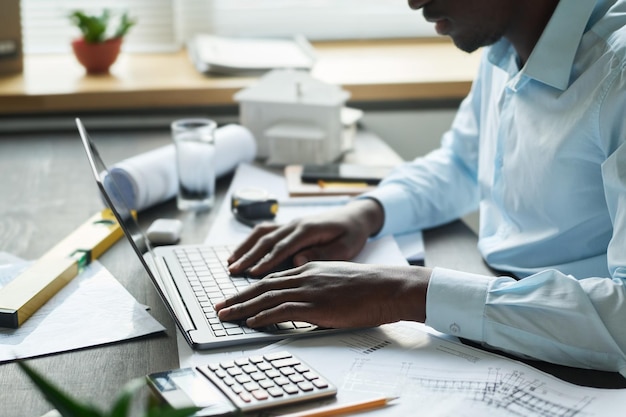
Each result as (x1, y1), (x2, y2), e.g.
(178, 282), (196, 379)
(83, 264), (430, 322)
(450, 33), (500, 54)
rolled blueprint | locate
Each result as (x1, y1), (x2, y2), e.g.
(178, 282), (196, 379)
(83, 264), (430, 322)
(102, 124), (256, 211)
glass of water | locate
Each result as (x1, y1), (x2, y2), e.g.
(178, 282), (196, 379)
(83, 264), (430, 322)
(172, 118), (217, 211)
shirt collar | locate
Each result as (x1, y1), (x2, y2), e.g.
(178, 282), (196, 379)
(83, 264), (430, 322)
(489, 0), (599, 91)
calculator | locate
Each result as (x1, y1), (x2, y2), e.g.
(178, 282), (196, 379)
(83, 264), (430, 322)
(147, 351), (337, 416)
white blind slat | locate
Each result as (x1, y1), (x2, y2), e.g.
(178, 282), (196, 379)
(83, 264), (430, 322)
(21, 0), (434, 54)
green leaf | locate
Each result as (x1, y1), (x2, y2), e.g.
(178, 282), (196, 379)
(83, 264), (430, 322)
(113, 12), (136, 39)
(17, 361), (102, 417)
(69, 9), (134, 43)
(107, 378), (145, 417)
(146, 406), (202, 417)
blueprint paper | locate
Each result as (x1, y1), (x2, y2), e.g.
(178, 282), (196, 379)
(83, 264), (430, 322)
(258, 321), (626, 417)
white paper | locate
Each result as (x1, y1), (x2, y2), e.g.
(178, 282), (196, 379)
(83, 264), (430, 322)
(257, 322), (626, 417)
(191, 34), (314, 72)
(0, 258), (165, 362)
(204, 163), (424, 262)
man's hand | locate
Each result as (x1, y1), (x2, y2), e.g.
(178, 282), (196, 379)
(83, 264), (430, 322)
(215, 261), (431, 329)
(228, 198), (385, 277)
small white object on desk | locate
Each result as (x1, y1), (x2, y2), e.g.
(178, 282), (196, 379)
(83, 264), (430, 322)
(146, 219), (183, 245)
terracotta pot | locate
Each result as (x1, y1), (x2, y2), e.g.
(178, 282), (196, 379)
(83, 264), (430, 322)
(71, 37), (123, 74)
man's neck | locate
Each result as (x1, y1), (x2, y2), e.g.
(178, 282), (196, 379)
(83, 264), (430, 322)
(505, 0), (560, 66)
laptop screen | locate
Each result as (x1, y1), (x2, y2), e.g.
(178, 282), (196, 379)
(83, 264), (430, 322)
(76, 118), (156, 260)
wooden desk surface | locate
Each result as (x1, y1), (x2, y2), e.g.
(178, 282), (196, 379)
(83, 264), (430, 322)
(0, 39), (480, 115)
(0, 128), (622, 417)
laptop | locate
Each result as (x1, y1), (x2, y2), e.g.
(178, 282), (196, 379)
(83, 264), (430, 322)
(76, 118), (340, 350)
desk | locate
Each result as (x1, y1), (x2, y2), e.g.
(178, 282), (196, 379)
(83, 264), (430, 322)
(0, 39), (480, 115)
(0, 128), (622, 417)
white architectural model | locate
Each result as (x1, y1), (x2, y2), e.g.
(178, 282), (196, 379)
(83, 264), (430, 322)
(234, 69), (361, 165)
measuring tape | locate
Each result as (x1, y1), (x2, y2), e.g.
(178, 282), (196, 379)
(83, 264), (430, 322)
(231, 187), (279, 227)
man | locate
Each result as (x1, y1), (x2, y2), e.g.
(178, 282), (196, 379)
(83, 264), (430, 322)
(216, 0), (626, 376)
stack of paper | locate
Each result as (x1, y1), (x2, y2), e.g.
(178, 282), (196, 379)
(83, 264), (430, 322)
(188, 34), (316, 75)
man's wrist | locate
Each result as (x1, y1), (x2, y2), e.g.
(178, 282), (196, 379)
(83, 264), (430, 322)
(350, 197), (385, 236)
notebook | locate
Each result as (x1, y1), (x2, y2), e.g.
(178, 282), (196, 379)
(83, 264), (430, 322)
(76, 118), (341, 350)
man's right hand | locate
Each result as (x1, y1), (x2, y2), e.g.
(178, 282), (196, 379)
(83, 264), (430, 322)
(227, 198), (385, 277)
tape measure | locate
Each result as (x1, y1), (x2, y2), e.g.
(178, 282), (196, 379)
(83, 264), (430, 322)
(231, 187), (279, 227)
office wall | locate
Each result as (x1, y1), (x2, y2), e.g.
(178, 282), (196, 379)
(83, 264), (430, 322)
(361, 108), (480, 233)
(361, 109), (455, 161)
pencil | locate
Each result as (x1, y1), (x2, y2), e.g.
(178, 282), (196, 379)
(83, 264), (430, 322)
(278, 396), (398, 417)
(317, 180), (370, 189)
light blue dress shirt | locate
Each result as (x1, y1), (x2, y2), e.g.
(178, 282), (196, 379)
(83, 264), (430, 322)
(366, 0), (626, 376)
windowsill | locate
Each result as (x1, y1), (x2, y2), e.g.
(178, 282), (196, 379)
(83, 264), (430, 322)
(0, 38), (480, 115)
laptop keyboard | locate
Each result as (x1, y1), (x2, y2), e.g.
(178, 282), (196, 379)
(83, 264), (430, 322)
(174, 246), (314, 337)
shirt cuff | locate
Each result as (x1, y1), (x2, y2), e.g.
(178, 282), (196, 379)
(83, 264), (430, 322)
(425, 267), (492, 341)
(358, 183), (416, 237)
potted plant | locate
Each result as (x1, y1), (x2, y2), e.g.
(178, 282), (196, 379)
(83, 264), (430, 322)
(18, 360), (199, 417)
(69, 9), (136, 74)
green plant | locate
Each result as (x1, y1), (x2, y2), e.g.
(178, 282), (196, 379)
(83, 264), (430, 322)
(69, 9), (136, 43)
(18, 360), (200, 417)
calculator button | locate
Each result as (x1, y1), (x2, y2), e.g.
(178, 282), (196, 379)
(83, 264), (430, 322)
(289, 374), (305, 384)
(257, 362), (272, 371)
(267, 387), (284, 397)
(303, 371), (319, 380)
(274, 376), (290, 386)
(272, 357), (300, 368)
(242, 364), (257, 374)
(282, 384), (299, 395)
(239, 392), (252, 403)
(264, 352), (292, 361)
(222, 376), (236, 386)
(235, 374), (252, 384)
(295, 365), (309, 373)
(259, 379), (275, 389)
(312, 379), (329, 389)
(231, 384), (244, 394)
(243, 381), (260, 392)
(297, 381), (314, 392)
(280, 367), (296, 376)
(250, 372), (266, 381)
(252, 389), (269, 401)
(265, 369), (281, 379)
(235, 357), (250, 366)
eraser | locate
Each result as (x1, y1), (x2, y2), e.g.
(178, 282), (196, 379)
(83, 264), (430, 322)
(146, 218), (183, 245)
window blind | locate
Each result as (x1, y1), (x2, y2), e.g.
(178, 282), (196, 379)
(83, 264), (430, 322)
(21, 0), (434, 54)
(21, 0), (177, 54)
(208, 0), (434, 40)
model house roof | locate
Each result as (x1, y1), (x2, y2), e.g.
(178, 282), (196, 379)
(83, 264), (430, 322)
(234, 69), (350, 106)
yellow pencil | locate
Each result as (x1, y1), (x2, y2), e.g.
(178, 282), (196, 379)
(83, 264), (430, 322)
(278, 396), (398, 417)
(318, 180), (370, 188)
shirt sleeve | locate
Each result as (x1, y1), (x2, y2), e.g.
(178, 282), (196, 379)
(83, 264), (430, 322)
(426, 267), (626, 376)
(360, 60), (484, 236)
(427, 65), (626, 378)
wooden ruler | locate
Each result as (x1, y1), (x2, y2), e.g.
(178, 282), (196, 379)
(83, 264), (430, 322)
(0, 209), (123, 328)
